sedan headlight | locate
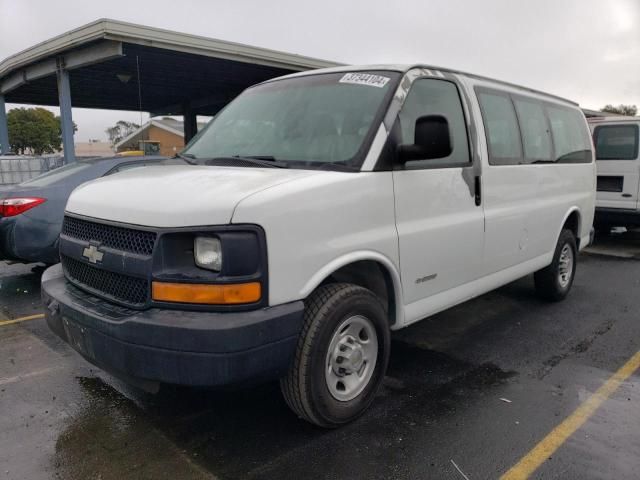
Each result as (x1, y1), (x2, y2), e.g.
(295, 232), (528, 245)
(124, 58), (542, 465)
(194, 236), (222, 271)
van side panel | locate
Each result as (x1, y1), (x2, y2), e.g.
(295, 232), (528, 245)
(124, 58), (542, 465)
(396, 74), (593, 327)
(403, 252), (552, 326)
(399, 78), (594, 325)
(466, 77), (595, 264)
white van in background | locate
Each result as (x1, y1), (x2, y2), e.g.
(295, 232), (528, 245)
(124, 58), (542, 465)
(42, 65), (596, 427)
(588, 116), (640, 231)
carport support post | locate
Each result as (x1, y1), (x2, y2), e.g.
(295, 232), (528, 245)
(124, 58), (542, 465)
(0, 95), (9, 154)
(56, 60), (76, 163)
(183, 103), (197, 144)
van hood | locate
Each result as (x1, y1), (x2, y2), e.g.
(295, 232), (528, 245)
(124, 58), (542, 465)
(65, 165), (321, 227)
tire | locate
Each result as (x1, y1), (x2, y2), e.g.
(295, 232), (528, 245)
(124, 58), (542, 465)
(534, 229), (577, 302)
(280, 283), (390, 428)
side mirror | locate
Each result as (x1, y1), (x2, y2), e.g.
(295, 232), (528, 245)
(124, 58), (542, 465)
(398, 114), (452, 163)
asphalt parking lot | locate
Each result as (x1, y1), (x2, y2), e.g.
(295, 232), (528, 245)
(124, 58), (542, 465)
(1, 231), (639, 480)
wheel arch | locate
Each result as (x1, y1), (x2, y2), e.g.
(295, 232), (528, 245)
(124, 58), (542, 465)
(299, 252), (403, 327)
(559, 207), (582, 249)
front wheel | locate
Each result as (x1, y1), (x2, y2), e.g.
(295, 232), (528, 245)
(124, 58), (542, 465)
(280, 283), (390, 428)
(534, 229), (577, 301)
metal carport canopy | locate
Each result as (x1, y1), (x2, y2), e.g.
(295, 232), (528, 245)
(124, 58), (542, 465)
(0, 18), (340, 116)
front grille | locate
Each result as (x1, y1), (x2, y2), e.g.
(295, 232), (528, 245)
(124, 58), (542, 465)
(62, 216), (157, 256)
(61, 254), (149, 306)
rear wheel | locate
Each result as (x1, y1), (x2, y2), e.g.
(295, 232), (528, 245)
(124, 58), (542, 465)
(534, 229), (577, 301)
(280, 283), (390, 428)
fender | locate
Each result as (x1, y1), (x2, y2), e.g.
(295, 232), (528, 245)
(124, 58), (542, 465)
(299, 250), (405, 328)
(557, 206), (583, 249)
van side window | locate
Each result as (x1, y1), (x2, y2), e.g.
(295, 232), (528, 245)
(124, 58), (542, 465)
(477, 91), (522, 165)
(398, 79), (470, 168)
(546, 106), (592, 163)
(593, 125), (639, 160)
(513, 98), (553, 162)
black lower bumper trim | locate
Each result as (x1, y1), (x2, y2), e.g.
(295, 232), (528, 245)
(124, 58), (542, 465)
(42, 264), (304, 387)
(595, 208), (640, 227)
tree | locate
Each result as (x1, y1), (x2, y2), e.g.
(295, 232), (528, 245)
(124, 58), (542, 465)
(106, 120), (140, 147)
(7, 107), (76, 155)
(600, 104), (637, 116)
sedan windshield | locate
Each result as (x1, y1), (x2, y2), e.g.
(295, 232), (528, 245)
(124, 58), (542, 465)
(183, 71), (400, 169)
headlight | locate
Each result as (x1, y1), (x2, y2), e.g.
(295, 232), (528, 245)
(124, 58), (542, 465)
(194, 236), (222, 271)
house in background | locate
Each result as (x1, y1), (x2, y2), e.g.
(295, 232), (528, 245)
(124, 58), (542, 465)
(115, 117), (208, 156)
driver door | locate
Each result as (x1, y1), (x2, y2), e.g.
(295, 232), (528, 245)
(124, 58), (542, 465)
(392, 78), (484, 317)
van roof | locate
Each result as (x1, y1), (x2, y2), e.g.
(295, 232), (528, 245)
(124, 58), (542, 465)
(587, 116), (640, 124)
(264, 64), (579, 106)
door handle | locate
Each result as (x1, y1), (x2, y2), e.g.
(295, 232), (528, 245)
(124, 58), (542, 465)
(622, 193), (632, 198)
(474, 176), (481, 206)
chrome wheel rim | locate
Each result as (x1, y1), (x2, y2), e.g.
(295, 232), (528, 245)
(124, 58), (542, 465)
(325, 315), (378, 401)
(558, 244), (573, 288)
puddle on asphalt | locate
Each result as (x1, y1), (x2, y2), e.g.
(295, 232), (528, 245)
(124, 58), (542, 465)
(52, 342), (518, 480)
(0, 264), (43, 317)
(53, 377), (213, 480)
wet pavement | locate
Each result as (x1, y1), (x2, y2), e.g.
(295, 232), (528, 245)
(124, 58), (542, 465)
(1, 230), (639, 480)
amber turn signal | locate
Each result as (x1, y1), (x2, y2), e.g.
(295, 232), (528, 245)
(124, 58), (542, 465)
(152, 281), (261, 305)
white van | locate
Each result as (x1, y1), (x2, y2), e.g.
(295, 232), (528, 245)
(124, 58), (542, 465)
(42, 65), (595, 427)
(588, 116), (640, 231)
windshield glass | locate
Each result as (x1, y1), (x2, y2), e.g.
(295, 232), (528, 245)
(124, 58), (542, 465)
(20, 161), (93, 187)
(183, 71), (400, 169)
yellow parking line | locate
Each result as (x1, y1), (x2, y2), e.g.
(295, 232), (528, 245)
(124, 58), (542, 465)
(501, 350), (640, 480)
(0, 313), (45, 327)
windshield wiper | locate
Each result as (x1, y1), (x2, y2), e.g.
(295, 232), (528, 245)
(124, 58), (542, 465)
(235, 155), (277, 161)
(204, 156), (289, 169)
(175, 152), (198, 165)
(316, 162), (359, 172)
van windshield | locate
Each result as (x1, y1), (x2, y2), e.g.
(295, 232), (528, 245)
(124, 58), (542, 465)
(183, 71), (400, 170)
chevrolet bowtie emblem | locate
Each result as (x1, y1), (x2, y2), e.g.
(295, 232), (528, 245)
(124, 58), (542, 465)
(82, 244), (104, 264)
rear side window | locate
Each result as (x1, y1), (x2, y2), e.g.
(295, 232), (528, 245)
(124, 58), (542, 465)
(593, 125), (639, 160)
(398, 78), (470, 168)
(19, 161), (92, 187)
(514, 98), (553, 162)
(477, 87), (593, 166)
(546, 106), (592, 163)
(477, 91), (522, 165)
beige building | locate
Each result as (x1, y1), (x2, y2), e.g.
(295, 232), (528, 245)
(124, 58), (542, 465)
(115, 117), (207, 156)
(74, 140), (114, 157)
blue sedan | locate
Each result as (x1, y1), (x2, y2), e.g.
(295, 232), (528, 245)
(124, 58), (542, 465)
(0, 155), (185, 265)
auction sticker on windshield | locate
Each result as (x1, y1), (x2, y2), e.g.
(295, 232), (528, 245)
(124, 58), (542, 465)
(339, 73), (390, 88)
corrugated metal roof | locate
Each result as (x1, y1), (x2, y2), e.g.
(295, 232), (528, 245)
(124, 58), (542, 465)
(0, 19), (340, 115)
(0, 18), (339, 81)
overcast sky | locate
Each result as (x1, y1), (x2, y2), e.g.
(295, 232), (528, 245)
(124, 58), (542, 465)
(1, 0), (638, 142)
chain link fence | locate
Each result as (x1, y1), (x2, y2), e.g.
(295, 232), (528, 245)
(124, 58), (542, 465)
(0, 155), (65, 185)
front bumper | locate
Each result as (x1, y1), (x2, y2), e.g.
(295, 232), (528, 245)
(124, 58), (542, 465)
(42, 264), (304, 387)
